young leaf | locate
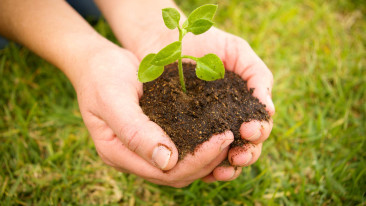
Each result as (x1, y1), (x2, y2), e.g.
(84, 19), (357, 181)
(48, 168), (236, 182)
(138, 53), (164, 83)
(196, 53), (225, 81)
(162, 8), (180, 30)
(182, 19), (189, 29)
(152, 41), (181, 66)
(187, 4), (217, 24)
(186, 19), (214, 35)
(181, 28), (188, 37)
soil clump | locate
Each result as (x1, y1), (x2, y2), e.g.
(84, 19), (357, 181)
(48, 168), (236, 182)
(140, 63), (269, 161)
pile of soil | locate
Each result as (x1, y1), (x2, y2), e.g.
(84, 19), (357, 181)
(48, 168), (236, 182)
(140, 63), (269, 161)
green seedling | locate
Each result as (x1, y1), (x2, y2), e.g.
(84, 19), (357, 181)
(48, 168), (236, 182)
(138, 4), (225, 93)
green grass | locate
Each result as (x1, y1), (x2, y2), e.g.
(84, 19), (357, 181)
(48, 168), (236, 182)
(1, 0), (365, 205)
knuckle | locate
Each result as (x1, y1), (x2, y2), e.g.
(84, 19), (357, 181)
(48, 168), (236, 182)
(240, 38), (250, 48)
(121, 126), (142, 152)
(233, 36), (251, 51)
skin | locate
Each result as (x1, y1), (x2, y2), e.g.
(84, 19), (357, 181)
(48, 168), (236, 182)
(0, 0), (274, 187)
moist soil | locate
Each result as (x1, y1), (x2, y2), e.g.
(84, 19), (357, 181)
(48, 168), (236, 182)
(140, 63), (269, 162)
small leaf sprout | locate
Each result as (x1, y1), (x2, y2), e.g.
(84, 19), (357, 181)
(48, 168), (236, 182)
(138, 4), (225, 93)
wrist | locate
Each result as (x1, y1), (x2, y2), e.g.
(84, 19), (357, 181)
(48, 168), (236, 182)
(57, 33), (117, 89)
(65, 40), (140, 95)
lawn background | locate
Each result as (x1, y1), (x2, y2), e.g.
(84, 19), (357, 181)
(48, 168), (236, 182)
(0, 0), (365, 205)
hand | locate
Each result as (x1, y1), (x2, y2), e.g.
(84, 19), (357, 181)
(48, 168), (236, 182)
(135, 28), (275, 182)
(75, 46), (237, 187)
(184, 28), (275, 182)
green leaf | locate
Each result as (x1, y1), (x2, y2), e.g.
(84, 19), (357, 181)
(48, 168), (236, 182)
(187, 4), (217, 24)
(182, 19), (189, 29)
(162, 8), (180, 30)
(181, 28), (188, 37)
(138, 53), (164, 83)
(152, 41), (181, 66)
(186, 19), (214, 35)
(196, 54), (225, 81)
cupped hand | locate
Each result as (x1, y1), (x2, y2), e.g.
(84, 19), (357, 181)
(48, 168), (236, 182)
(135, 27), (275, 182)
(184, 28), (275, 182)
(75, 46), (235, 187)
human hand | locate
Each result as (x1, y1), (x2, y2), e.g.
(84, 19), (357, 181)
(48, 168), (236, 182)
(93, 0), (273, 183)
(75, 46), (237, 187)
(134, 27), (274, 182)
(184, 28), (275, 182)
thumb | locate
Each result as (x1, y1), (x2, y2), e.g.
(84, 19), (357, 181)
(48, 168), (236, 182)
(103, 95), (178, 171)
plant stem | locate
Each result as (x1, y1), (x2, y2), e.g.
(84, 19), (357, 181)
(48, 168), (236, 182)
(181, 55), (198, 61)
(178, 58), (186, 93)
(178, 26), (186, 93)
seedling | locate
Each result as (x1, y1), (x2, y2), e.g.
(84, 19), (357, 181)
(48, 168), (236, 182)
(138, 4), (225, 93)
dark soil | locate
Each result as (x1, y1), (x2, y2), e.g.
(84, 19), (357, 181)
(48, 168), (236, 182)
(140, 63), (269, 161)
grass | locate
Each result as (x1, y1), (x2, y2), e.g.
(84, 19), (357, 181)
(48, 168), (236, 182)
(1, 0), (365, 205)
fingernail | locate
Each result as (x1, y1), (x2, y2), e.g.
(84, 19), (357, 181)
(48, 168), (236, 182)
(152, 145), (171, 170)
(267, 95), (275, 114)
(229, 168), (236, 179)
(248, 130), (261, 141)
(220, 139), (233, 151)
(244, 153), (253, 165)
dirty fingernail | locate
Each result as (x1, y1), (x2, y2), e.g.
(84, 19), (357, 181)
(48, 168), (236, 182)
(248, 130), (261, 142)
(220, 139), (233, 151)
(152, 145), (171, 170)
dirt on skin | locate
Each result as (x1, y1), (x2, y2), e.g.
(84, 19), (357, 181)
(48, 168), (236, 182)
(140, 63), (270, 162)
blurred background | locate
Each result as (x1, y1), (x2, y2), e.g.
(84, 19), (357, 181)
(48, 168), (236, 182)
(0, 0), (365, 205)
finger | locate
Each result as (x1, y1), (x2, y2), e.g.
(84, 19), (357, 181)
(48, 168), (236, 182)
(225, 36), (275, 116)
(201, 173), (216, 183)
(214, 166), (243, 181)
(212, 166), (236, 181)
(92, 123), (198, 187)
(168, 131), (234, 180)
(240, 120), (273, 144)
(246, 74), (275, 116)
(192, 145), (231, 180)
(93, 135), (163, 177)
(180, 147), (228, 184)
(100, 93), (178, 171)
(155, 148), (228, 187)
(230, 167), (242, 180)
(229, 143), (262, 166)
(82, 110), (158, 176)
(95, 134), (198, 187)
(95, 137), (194, 187)
(246, 143), (262, 166)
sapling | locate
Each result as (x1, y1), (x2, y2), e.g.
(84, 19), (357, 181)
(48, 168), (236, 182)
(138, 4), (225, 93)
